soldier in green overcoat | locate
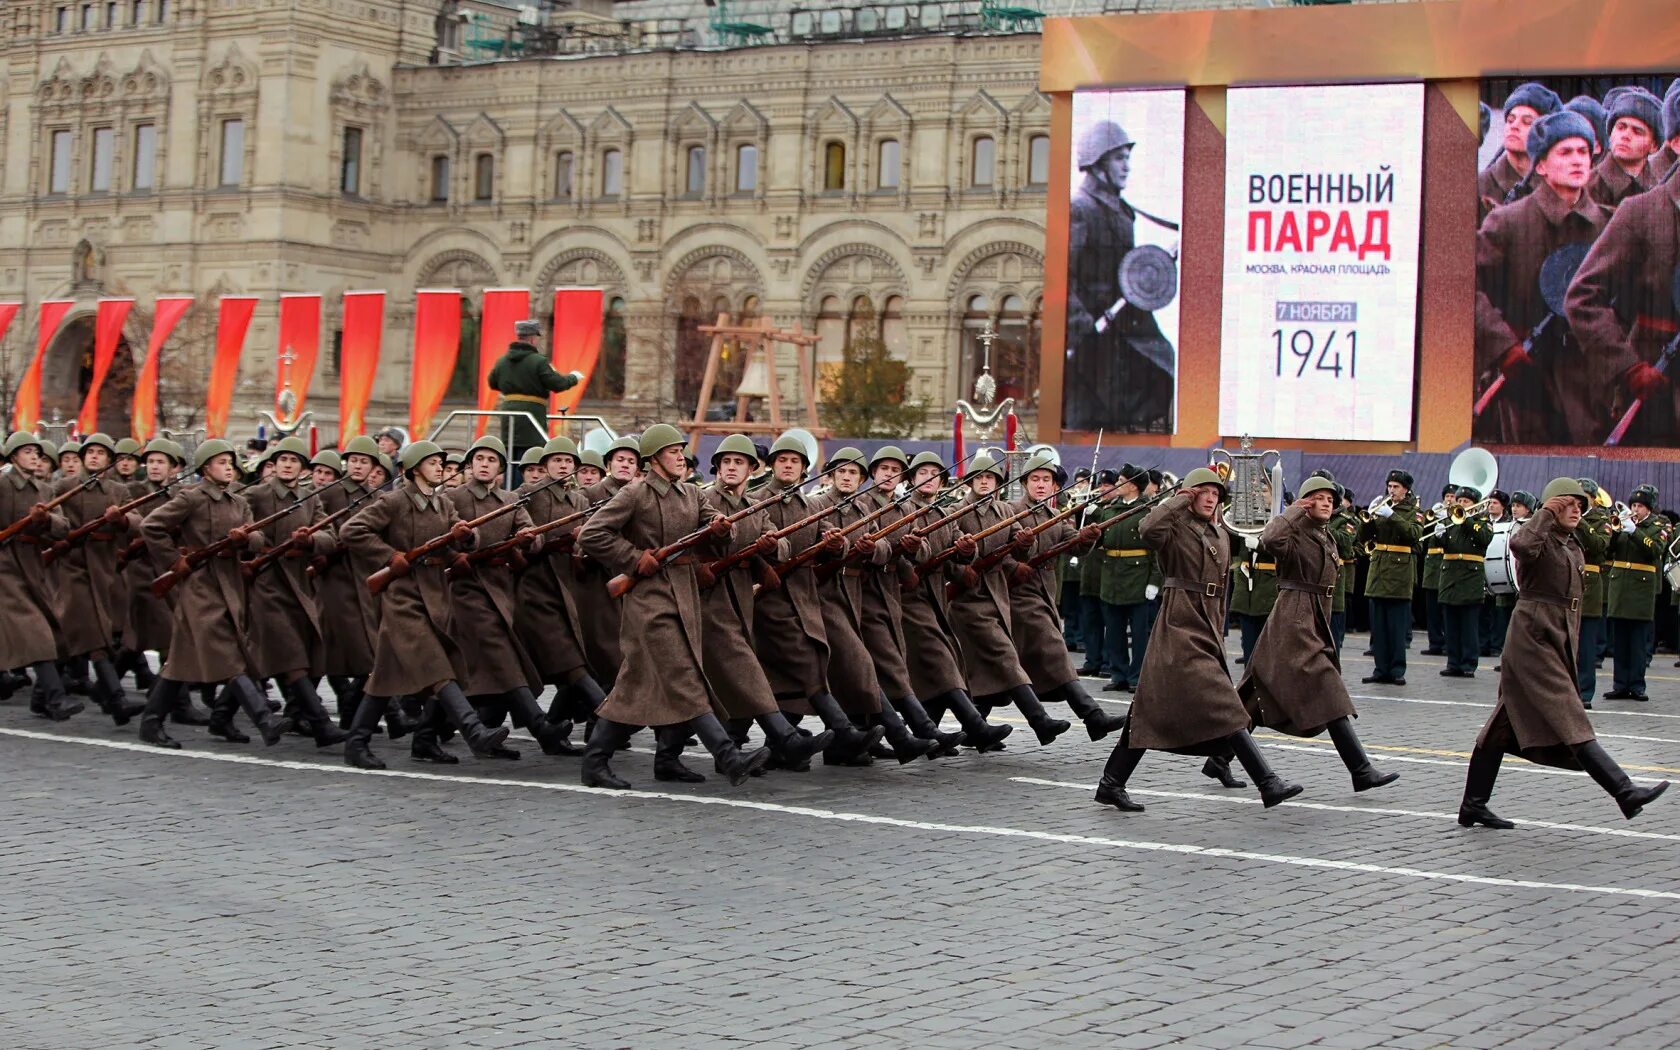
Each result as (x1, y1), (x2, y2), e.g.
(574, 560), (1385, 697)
(1357, 469), (1424, 685)
(1604, 484), (1664, 701)
(1573, 481), (1613, 707)
(1327, 484), (1361, 653)
(1075, 469), (1119, 676)
(1420, 482), (1454, 656)
(1438, 486), (1496, 678)
(486, 319), (584, 459)
(1097, 464), (1155, 692)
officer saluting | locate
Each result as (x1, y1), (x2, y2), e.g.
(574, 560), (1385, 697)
(486, 319), (584, 459)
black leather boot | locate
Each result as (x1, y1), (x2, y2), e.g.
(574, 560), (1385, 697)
(892, 694), (964, 755)
(1055, 680), (1128, 741)
(124, 649), (158, 691)
(383, 695), (415, 740)
(28, 662), (83, 721)
(1228, 730), (1304, 807)
(90, 657), (145, 725)
(582, 718), (637, 788)
(809, 691), (883, 760)
(693, 712), (771, 786)
(435, 682), (514, 758)
(329, 676), (360, 730)
(206, 683), (251, 743)
(137, 678), (186, 749)
(409, 720), (459, 764)
(285, 677), (350, 747)
(1327, 716), (1399, 792)
(507, 686), (583, 756)
(1574, 739), (1670, 820)
(875, 697), (940, 763)
(168, 680), (212, 726)
(1008, 684), (1071, 745)
(937, 689), (1012, 751)
(65, 657), (91, 695)
(655, 724), (706, 782)
(1201, 753), (1246, 789)
(1094, 734), (1146, 812)
(344, 695), (388, 769)
(758, 710), (831, 766)
(1457, 745), (1512, 828)
(232, 676), (287, 746)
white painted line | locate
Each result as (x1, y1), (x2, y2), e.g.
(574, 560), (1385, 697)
(3, 725), (1678, 902)
(1351, 691), (1680, 722)
(1255, 740), (1670, 784)
(1012, 776), (1680, 844)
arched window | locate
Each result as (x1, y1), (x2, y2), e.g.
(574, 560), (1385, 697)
(880, 295), (906, 356)
(876, 139), (900, 189)
(735, 144), (758, 192)
(473, 153), (494, 201)
(554, 150), (574, 199)
(1027, 134), (1050, 186)
(600, 148), (622, 196)
(597, 296), (627, 399)
(815, 294), (845, 366)
(823, 142), (846, 191)
(430, 155), (450, 202)
(847, 295), (875, 352)
(685, 145), (706, 196)
(970, 136), (995, 188)
(675, 295), (709, 410)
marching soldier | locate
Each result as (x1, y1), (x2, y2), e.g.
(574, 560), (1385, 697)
(120, 438), (208, 724)
(0, 433), (80, 721)
(1437, 487), (1496, 678)
(1097, 464), (1155, 693)
(518, 446), (545, 487)
(1237, 477), (1399, 793)
(575, 449), (605, 489)
(1574, 480), (1613, 708)
(57, 439), (82, 479)
(1586, 88), (1664, 210)
(112, 437), (143, 484)
(1459, 479), (1668, 829)
(574, 424), (770, 789)
(485, 319), (582, 459)
(1358, 469), (1424, 686)
(1094, 468), (1304, 813)
(1604, 485), (1663, 701)
(315, 436), (384, 732)
(1419, 483), (1454, 656)
(1478, 82), (1562, 221)
(572, 434), (641, 688)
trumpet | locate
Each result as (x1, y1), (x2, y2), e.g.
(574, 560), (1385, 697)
(1614, 501), (1636, 531)
(1429, 498), (1494, 527)
(1367, 494), (1393, 515)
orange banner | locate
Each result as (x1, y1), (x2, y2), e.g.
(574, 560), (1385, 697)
(410, 289), (462, 439)
(130, 296), (194, 441)
(0, 303), (19, 353)
(476, 288), (529, 438)
(205, 296), (258, 439)
(77, 298), (135, 435)
(549, 287), (604, 431)
(10, 300), (75, 433)
(277, 294), (322, 418)
(338, 291), (385, 442)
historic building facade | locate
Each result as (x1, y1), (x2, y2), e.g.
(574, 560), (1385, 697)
(0, 0), (1080, 439)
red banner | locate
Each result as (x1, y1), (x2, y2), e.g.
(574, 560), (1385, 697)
(409, 289), (462, 439)
(476, 288), (529, 438)
(0, 303), (19, 352)
(77, 298), (135, 435)
(10, 300), (75, 433)
(277, 294), (322, 417)
(338, 291), (385, 442)
(549, 287), (604, 431)
(130, 296), (193, 441)
(206, 296), (258, 439)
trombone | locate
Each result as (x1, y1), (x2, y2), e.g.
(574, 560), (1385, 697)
(1428, 497), (1494, 528)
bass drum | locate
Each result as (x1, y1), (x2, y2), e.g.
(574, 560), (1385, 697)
(1485, 520), (1519, 596)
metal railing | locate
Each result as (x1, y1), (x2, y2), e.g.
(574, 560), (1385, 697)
(426, 409), (619, 487)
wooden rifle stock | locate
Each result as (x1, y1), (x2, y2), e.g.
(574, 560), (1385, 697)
(45, 471), (195, 565)
(0, 466), (114, 548)
(913, 483), (1077, 590)
(604, 484), (802, 599)
(364, 474), (565, 595)
(150, 487), (330, 598)
(449, 498), (606, 579)
(1014, 486), (1179, 579)
(242, 480), (373, 579)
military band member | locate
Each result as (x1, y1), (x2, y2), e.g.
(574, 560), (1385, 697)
(1420, 482), (1454, 657)
(1586, 88), (1664, 209)
(1097, 464), (1155, 693)
(1094, 468), (1303, 813)
(1237, 478), (1398, 793)
(0, 433), (80, 722)
(1459, 480), (1668, 829)
(1075, 469), (1118, 677)
(1437, 487), (1495, 678)
(1478, 82), (1562, 221)
(1358, 470), (1423, 685)
(574, 424), (770, 789)
(1574, 481), (1613, 708)
(1604, 485), (1663, 701)
(1325, 481), (1361, 653)
(1230, 524), (1277, 666)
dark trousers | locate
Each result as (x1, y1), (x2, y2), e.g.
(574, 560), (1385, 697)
(1442, 602), (1481, 674)
(1060, 580), (1083, 647)
(1369, 597), (1410, 680)
(1238, 613), (1268, 662)
(1331, 610), (1347, 653)
(1104, 601), (1154, 686)
(1486, 600), (1511, 656)
(1611, 617), (1654, 696)
(1597, 615), (1612, 660)
(1078, 594), (1107, 673)
(1423, 588), (1445, 652)
(1577, 614), (1604, 702)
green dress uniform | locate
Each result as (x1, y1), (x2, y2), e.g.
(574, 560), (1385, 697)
(1421, 534), (1446, 654)
(1229, 539), (1278, 664)
(1605, 516), (1664, 699)
(1575, 507), (1613, 703)
(1438, 515), (1495, 675)
(1328, 507), (1360, 651)
(1075, 500), (1117, 675)
(1098, 498), (1155, 689)
(1357, 493), (1424, 682)
(485, 340), (581, 457)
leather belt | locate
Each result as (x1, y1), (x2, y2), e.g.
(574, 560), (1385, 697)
(500, 393), (547, 404)
(1583, 564), (1602, 573)
(1425, 547), (1444, 556)
(1252, 561), (1276, 571)
(1372, 543), (1412, 554)
(1443, 553), (1485, 562)
(1105, 548), (1149, 558)
(1611, 560), (1657, 572)
(1164, 576), (1223, 597)
(1521, 591), (1580, 611)
(1278, 579), (1333, 597)
(842, 567), (865, 577)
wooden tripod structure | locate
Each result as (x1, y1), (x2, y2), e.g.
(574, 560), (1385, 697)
(685, 312), (828, 450)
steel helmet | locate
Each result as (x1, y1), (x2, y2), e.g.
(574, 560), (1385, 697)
(768, 433), (812, 467)
(639, 423), (686, 459)
(143, 438), (187, 465)
(79, 432), (118, 457)
(1077, 120), (1135, 170)
(191, 438), (238, 474)
(578, 449), (606, 471)
(1183, 466), (1227, 496)
(1541, 476), (1589, 506)
(3, 432), (45, 459)
(869, 445), (909, 472)
(399, 440), (446, 472)
(824, 446), (867, 472)
(310, 448), (344, 474)
(967, 453), (1006, 484)
(540, 435), (580, 463)
(466, 434), (509, 464)
(711, 434), (760, 471)
(343, 434), (381, 458)
(270, 436), (310, 464)
(114, 437), (143, 457)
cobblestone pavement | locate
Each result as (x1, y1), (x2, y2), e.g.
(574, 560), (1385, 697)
(4, 633), (1680, 1049)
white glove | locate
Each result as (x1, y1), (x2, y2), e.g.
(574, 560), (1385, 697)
(1068, 556), (1079, 568)
(565, 370), (585, 383)
(1244, 533), (1260, 551)
(1622, 518), (1637, 534)
(1145, 584), (1159, 601)
(1433, 522), (1446, 538)
(1374, 502), (1394, 519)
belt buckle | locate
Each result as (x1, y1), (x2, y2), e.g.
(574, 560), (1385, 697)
(1571, 597), (1580, 611)
(1204, 582), (1218, 597)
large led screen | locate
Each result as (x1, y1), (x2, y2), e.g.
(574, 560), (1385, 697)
(1218, 83), (1425, 442)
(1064, 88), (1185, 435)
(1474, 75), (1680, 447)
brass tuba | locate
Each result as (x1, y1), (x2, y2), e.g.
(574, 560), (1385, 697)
(1208, 435), (1283, 537)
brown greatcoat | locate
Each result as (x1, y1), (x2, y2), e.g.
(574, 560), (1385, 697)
(339, 488), (469, 699)
(0, 468), (68, 668)
(1476, 506), (1596, 768)
(1477, 151), (1527, 226)
(1651, 142), (1678, 182)
(120, 477), (178, 654)
(1566, 172), (1680, 446)
(814, 489), (889, 715)
(315, 479), (378, 676)
(1129, 492), (1251, 753)
(946, 494), (1032, 698)
(1586, 153), (1657, 211)
(1007, 499), (1081, 693)
(141, 480), (257, 683)
(699, 485), (783, 719)
(752, 477), (834, 704)
(447, 480), (541, 697)
(576, 472), (729, 727)
(52, 471), (133, 657)
(244, 475), (335, 678)
(514, 479), (592, 681)
(572, 474), (630, 684)
(896, 492), (968, 699)
(1473, 182), (1612, 444)
(854, 487), (916, 699)
(1237, 505), (1356, 737)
